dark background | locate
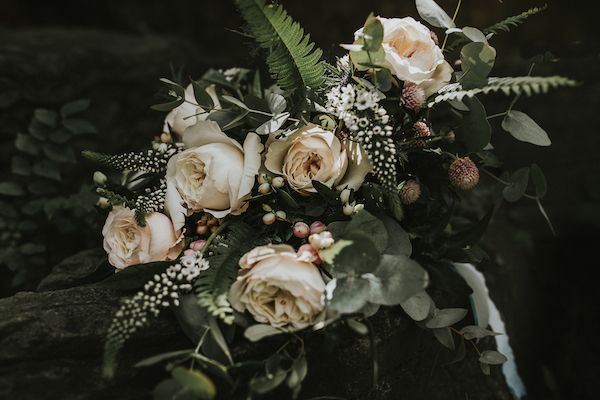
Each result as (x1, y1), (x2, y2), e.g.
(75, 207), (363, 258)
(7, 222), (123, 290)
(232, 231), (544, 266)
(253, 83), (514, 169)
(1, 1), (598, 399)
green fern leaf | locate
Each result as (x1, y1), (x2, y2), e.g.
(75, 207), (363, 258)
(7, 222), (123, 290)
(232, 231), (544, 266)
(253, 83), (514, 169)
(236, 0), (325, 96)
(427, 76), (578, 107)
(484, 4), (548, 35)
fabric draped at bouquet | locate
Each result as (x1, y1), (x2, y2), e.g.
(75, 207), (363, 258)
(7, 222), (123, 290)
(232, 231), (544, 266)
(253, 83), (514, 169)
(83, 1), (575, 398)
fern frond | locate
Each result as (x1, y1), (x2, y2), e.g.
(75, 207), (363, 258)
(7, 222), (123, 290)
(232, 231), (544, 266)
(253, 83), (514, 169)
(484, 4), (548, 35)
(195, 221), (257, 323)
(82, 145), (179, 173)
(427, 76), (578, 107)
(236, 0), (325, 96)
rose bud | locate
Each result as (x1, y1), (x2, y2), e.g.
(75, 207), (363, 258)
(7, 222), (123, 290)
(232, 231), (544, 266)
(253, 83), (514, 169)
(309, 220), (326, 234)
(96, 197), (110, 209)
(297, 243), (322, 264)
(293, 222), (310, 239)
(262, 212), (277, 225)
(190, 240), (206, 251)
(309, 231), (334, 250)
(160, 132), (172, 143)
(271, 176), (285, 188)
(258, 182), (272, 194)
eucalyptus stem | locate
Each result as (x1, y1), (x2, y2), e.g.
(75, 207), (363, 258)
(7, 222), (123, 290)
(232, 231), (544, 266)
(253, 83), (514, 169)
(363, 317), (379, 387)
(441, 0), (463, 52)
(479, 168), (536, 200)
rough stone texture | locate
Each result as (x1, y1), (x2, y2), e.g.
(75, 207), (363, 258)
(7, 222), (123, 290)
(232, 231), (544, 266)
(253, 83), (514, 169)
(0, 255), (512, 399)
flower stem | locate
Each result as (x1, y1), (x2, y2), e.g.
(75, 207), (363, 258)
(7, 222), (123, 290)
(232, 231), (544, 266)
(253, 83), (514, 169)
(200, 219), (231, 255)
(441, 0), (462, 52)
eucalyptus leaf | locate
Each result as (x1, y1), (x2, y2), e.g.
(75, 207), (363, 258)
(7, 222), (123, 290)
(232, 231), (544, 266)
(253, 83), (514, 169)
(456, 97), (491, 153)
(432, 327), (455, 350)
(244, 324), (283, 342)
(461, 27), (487, 43)
(151, 98), (185, 112)
(330, 233), (380, 275)
(444, 206), (494, 249)
(11, 156), (31, 176)
(329, 276), (370, 315)
(370, 254), (428, 306)
(153, 379), (196, 400)
(363, 14), (384, 51)
(460, 325), (501, 340)
(192, 81), (215, 109)
(286, 354), (308, 389)
(172, 294), (209, 343)
(460, 42), (496, 89)
(256, 112), (290, 135)
(425, 308), (468, 328)
(400, 291), (433, 321)
(266, 92), (287, 114)
(328, 210), (388, 253)
(416, 0), (455, 28)
(378, 213), (411, 256)
(32, 160), (61, 181)
(502, 167), (530, 202)
(171, 366), (216, 399)
(501, 110), (551, 146)
(250, 370), (287, 395)
(43, 143), (76, 163)
(34, 109), (58, 127)
(135, 350), (193, 368)
(530, 163), (547, 198)
(479, 350), (508, 365)
(208, 316), (233, 364)
(221, 95), (249, 111)
(63, 119), (97, 135)
(318, 239), (353, 264)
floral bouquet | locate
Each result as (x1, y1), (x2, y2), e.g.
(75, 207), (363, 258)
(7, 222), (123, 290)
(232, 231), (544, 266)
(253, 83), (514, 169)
(85, 0), (575, 398)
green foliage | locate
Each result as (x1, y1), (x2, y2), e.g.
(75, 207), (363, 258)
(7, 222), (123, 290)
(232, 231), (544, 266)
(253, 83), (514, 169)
(456, 97), (492, 153)
(236, 0), (325, 96)
(0, 101), (99, 287)
(428, 76), (578, 107)
(459, 42), (496, 89)
(501, 110), (551, 146)
(195, 222), (258, 323)
(484, 4), (548, 35)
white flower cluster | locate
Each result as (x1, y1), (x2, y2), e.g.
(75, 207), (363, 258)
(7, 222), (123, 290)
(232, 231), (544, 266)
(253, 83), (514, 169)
(325, 82), (398, 189)
(134, 178), (168, 221)
(104, 252), (209, 363)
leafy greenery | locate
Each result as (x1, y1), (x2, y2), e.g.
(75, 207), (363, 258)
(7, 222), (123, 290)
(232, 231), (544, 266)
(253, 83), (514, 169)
(236, 0), (325, 96)
(484, 4), (548, 35)
(428, 76), (578, 107)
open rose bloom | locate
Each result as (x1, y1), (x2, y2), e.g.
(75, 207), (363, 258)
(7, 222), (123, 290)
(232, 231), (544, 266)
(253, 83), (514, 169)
(229, 244), (326, 329)
(102, 207), (183, 270)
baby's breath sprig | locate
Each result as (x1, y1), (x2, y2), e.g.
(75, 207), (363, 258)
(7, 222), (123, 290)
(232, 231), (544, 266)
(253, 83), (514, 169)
(102, 253), (209, 378)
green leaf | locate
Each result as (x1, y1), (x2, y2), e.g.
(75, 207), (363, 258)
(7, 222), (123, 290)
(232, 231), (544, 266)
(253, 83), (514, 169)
(15, 133), (40, 156)
(236, 0), (325, 96)
(369, 254), (429, 306)
(373, 68), (392, 92)
(460, 325), (501, 340)
(20, 243), (45, 255)
(433, 327), (455, 350)
(244, 324), (283, 342)
(461, 27), (487, 43)
(49, 129), (72, 144)
(311, 180), (338, 202)
(63, 118), (97, 135)
(479, 350), (508, 365)
(328, 210), (388, 253)
(346, 318), (369, 335)
(0, 182), (25, 197)
(34, 109), (58, 127)
(329, 276), (371, 314)
(425, 308), (468, 328)
(152, 78), (186, 111)
(43, 143), (76, 163)
(135, 350), (194, 368)
(350, 46), (386, 70)
(192, 81), (215, 109)
(208, 316), (233, 364)
(332, 233), (380, 275)
(318, 239), (353, 264)
(11, 156), (31, 176)
(277, 189), (300, 209)
(60, 99), (90, 118)
(530, 163), (547, 198)
(256, 112), (290, 135)
(172, 294), (209, 343)
(400, 291), (432, 321)
(171, 367), (216, 399)
(32, 160), (61, 181)
(378, 213), (412, 256)
(100, 261), (171, 291)
(221, 95), (249, 111)
(153, 379), (197, 400)
(266, 92), (287, 114)
(362, 14), (384, 51)
(501, 110), (551, 146)
(416, 0), (455, 28)
(502, 167), (530, 202)
(250, 370), (287, 395)
(456, 96), (491, 153)
(286, 354), (308, 389)
(444, 206), (494, 249)
(460, 42), (496, 89)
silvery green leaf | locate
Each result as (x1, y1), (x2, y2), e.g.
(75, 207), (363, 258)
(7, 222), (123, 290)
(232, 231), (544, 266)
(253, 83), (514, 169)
(256, 112), (290, 135)
(479, 350), (508, 365)
(456, 96), (491, 153)
(221, 95), (249, 111)
(460, 325), (501, 340)
(250, 369), (287, 395)
(400, 291), (433, 321)
(244, 324), (283, 342)
(425, 308), (468, 328)
(459, 42), (496, 89)
(530, 163), (547, 198)
(318, 239), (353, 264)
(433, 327), (455, 350)
(346, 318), (369, 335)
(286, 355), (308, 389)
(370, 254), (429, 306)
(502, 110), (551, 146)
(171, 366), (216, 399)
(266, 92), (287, 114)
(329, 276), (370, 314)
(208, 316), (233, 364)
(461, 27), (487, 43)
(502, 167), (530, 202)
(60, 99), (90, 118)
(416, 0), (455, 28)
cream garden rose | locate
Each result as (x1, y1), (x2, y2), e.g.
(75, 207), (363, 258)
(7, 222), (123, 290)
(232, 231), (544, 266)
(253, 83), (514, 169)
(102, 207), (183, 270)
(163, 84), (221, 138)
(165, 120), (263, 229)
(229, 244), (326, 329)
(355, 16), (452, 96)
(264, 124), (371, 195)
